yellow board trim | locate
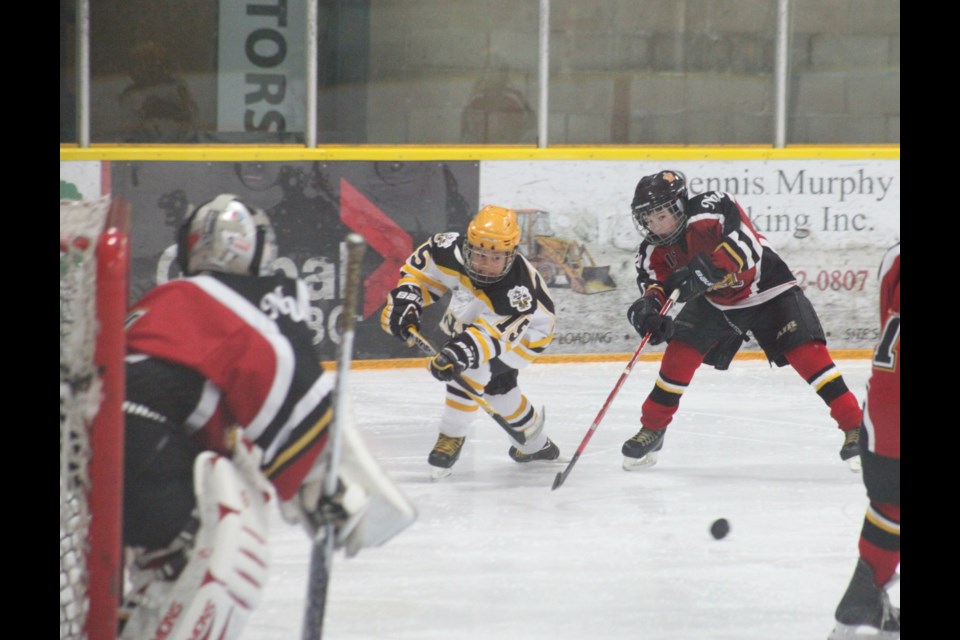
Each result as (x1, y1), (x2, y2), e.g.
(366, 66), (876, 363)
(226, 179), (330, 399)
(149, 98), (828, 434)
(327, 349), (870, 370)
(60, 145), (900, 162)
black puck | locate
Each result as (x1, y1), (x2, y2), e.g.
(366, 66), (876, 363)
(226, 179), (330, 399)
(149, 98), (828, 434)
(710, 518), (730, 540)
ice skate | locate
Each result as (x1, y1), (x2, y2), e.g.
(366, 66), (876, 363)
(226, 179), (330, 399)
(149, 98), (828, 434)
(840, 429), (862, 473)
(622, 427), (665, 470)
(828, 559), (900, 639)
(428, 434), (465, 479)
(508, 437), (562, 463)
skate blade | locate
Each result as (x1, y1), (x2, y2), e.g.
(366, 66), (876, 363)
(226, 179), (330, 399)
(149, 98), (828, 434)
(430, 467), (453, 480)
(846, 456), (862, 473)
(526, 455), (571, 464)
(622, 452), (658, 471)
(828, 622), (899, 640)
(513, 453), (571, 464)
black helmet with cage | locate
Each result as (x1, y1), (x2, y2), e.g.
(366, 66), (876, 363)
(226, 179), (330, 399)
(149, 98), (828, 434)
(630, 170), (689, 246)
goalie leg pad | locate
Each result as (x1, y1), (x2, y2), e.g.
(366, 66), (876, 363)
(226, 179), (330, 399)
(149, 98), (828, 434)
(121, 452), (271, 640)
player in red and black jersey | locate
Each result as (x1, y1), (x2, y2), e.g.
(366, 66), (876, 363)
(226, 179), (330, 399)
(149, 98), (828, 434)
(621, 170), (863, 471)
(831, 243), (900, 638)
(381, 205), (561, 478)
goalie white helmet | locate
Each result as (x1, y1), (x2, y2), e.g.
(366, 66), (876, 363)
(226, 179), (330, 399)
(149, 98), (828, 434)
(177, 194), (278, 276)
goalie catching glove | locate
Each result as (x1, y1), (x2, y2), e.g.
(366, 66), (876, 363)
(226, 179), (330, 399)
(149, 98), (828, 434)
(383, 284), (423, 341)
(627, 297), (674, 345)
(665, 252), (728, 302)
(429, 336), (477, 382)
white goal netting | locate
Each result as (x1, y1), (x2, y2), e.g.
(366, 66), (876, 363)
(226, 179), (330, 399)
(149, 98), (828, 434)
(60, 196), (112, 640)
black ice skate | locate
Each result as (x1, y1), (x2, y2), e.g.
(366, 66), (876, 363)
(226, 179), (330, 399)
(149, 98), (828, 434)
(828, 559), (900, 640)
(509, 437), (561, 463)
(428, 434), (465, 479)
(840, 429), (862, 473)
(621, 427), (665, 470)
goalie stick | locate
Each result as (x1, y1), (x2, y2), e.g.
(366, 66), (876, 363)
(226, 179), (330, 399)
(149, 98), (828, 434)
(551, 288), (680, 490)
(301, 234), (366, 640)
(405, 326), (526, 445)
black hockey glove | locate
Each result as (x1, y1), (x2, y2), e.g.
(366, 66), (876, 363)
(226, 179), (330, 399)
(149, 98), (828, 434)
(429, 338), (475, 382)
(386, 284), (423, 340)
(627, 297), (674, 345)
(665, 253), (727, 303)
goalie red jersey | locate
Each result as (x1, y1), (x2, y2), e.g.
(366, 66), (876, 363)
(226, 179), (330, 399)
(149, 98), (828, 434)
(125, 271), (333, 501)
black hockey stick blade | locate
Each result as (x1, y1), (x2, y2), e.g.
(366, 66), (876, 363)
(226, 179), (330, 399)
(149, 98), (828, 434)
(552, 452), (582, 490)
(405, 327), (526, 444)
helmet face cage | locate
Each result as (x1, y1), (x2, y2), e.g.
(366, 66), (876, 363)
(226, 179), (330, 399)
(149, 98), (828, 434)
(463, 243), (518, 285)
(179, 194), (277, 276)
(463, 205), (521, 285)
(631, 170), (689, 247)
(252, 210), (278, 274)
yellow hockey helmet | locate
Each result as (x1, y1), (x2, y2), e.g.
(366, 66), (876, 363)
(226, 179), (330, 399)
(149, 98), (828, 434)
(464, 205), (521, 285)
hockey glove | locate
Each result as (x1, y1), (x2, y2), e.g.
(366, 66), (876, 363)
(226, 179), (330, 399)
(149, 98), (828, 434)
(627, 297), (674, 345)
(429, 338), (475, 382)
(665, 253), (727, 302)
(304, 480), (369, 540)
(385, 284), (423, 341)
(280, 472), (369, 543)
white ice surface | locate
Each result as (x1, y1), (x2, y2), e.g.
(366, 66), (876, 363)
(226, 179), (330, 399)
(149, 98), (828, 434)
(248, 358), (898, 640)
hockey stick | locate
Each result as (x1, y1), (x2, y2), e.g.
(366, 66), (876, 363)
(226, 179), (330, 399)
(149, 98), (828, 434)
(405, 326), (526, 445)
(301, 234), (366, 640)
(551, 288), (680, 491)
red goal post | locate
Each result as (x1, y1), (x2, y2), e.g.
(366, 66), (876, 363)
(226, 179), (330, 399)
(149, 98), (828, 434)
(60, 196), (130, 640)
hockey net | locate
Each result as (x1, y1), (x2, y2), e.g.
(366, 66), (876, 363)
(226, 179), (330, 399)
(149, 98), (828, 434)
(61, 196), (130, 640)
